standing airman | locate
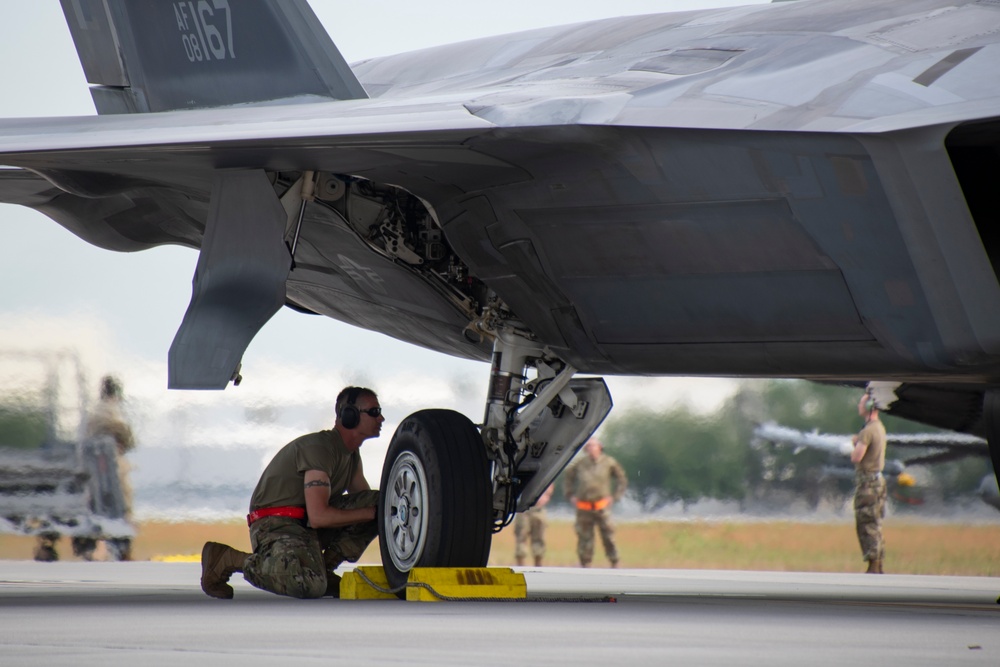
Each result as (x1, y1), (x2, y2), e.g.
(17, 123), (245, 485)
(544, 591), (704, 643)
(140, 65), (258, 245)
(563, 438), (627, 568)
(851, 391), (888, 574)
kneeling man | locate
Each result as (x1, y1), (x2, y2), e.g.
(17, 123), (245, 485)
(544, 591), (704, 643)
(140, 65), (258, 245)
(201, 386), (383, 599)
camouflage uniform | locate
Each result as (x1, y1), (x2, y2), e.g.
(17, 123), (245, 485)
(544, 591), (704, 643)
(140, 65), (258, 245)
(242, 429), (379, 599)
(853, 420), (887, 563)
(243, 490), (379, 599)
(563, 452), (627, 567)
(514, 506), (548, 563)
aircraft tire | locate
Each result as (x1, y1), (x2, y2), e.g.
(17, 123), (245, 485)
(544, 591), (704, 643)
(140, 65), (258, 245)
(378, 409), (492, 596)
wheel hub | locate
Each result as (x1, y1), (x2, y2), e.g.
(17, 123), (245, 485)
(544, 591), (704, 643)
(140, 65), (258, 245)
(384, 451), (429, 572)
(398, 496), (410, 525)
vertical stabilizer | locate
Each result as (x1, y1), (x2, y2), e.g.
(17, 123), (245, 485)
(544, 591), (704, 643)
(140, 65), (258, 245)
(60, 0), (367, 114)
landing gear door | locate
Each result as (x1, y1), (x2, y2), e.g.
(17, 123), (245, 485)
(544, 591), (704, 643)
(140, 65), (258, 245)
(514, 377), (612, 512)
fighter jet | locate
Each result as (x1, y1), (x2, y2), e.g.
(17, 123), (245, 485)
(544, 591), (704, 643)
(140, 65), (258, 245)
(752, 421), (1000, 511)
(0, 0), (999, 587)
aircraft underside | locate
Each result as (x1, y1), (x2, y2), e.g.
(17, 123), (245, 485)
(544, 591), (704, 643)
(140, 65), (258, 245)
(16, 119), (1000, 382)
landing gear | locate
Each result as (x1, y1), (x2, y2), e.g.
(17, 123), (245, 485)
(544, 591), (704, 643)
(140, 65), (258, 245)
(376, 306), (612, 588)
(378, 409), (492, 592)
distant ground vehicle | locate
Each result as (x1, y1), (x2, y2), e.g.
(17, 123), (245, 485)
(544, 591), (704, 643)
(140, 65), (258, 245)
(0, 350), (133, 560)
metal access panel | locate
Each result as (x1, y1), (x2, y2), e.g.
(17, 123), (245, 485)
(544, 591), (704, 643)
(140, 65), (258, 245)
(514, 377), (613, 512)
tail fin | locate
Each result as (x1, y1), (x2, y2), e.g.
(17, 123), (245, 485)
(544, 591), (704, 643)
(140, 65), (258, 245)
(60, 0), (367, 114)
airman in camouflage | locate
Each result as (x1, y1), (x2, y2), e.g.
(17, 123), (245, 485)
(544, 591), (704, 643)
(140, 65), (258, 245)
(563, 438), (627, 568)
(851, 391), (888, 574)
(201, 386), (384, 599)
(514, 483), (554, 566)
(242, 490), (380, 598)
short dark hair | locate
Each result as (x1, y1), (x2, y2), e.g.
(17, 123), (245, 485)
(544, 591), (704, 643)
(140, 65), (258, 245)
(335, 386), (377, 416)
(100, 375), (123, 400)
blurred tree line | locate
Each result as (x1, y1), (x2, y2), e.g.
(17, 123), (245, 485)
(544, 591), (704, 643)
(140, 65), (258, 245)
(570, 380), (994, 510)
(0, 402), (48, 450)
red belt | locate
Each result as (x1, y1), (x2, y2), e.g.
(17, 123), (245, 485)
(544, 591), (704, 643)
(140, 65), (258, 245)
(247, 506), (306, 526)
(576, 497), (611, 511)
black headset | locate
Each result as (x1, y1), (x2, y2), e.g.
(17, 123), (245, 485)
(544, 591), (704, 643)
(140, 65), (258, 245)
(339, 387), (363, 429)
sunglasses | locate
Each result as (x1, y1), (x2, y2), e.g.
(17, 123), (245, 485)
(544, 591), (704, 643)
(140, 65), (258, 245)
(360, 407), (383, 418)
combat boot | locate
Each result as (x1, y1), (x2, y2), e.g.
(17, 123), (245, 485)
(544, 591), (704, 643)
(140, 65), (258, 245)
(516, 556), (526, 566)
(201, 541), (249, 599)
(534, 556), (543, 567)
(865, 558), (882, 574)
(324, 572), (342, 598)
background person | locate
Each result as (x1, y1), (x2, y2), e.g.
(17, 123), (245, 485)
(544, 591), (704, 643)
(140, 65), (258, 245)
(34, 374), (136, 562)
(563, 437), (627, 568)
(200, 386), (383, 599)
(82, 374), (136, 561)
(514, 483), (554, 566)
(851, 391), (888, 574)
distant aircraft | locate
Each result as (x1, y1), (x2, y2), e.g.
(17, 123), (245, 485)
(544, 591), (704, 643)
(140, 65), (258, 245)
(0, 0), (999, 586)
(752, 422), (1000, 511)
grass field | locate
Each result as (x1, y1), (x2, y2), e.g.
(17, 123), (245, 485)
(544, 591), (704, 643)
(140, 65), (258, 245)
(3, 519), (999, 576)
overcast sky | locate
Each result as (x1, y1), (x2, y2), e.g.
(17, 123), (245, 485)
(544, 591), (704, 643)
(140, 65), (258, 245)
(0, 1), (760, 467)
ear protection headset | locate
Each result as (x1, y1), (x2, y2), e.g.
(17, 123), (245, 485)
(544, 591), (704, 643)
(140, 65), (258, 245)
(339, 387), (363, 430)
(864, 393), (876, 413)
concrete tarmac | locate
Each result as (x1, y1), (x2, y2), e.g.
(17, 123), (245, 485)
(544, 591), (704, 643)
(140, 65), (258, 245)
(2, 561), (998, 666)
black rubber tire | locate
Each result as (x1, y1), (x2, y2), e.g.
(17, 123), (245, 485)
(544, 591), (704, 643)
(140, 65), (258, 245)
(378, 409), (492, 594)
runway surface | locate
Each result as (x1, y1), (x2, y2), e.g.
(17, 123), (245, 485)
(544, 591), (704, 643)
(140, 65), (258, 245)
(2, 561), (998, 666)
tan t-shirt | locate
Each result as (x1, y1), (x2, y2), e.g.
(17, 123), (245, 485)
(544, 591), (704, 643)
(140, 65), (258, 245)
(249, 429), (359, 511)
(855, 420), (887, 474)
(86, 399), (135, 455)
(564, 453), (628, 502)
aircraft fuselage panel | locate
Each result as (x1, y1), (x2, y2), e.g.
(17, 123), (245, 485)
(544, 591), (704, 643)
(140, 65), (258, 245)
(432, 123), (1000, 380)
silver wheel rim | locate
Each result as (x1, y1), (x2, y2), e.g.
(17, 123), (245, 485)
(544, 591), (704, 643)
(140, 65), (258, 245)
(385, 451), (429, 572)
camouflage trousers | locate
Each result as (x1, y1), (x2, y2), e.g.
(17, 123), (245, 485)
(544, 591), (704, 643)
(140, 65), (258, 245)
(853, 474), (887, 562)
(243, 490), (380, 599)
(514, 508), (547, 560)
(574, 507), (618, 566)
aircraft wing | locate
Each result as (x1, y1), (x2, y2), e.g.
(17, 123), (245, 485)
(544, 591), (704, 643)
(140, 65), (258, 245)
(0, 101), (499, 256)
(752, 423), (854, 457)
(753, 421), (990, 464)
(888, 432), (990, 465)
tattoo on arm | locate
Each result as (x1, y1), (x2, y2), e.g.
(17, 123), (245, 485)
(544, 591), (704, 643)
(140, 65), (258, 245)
(304, 480), (331, 489)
